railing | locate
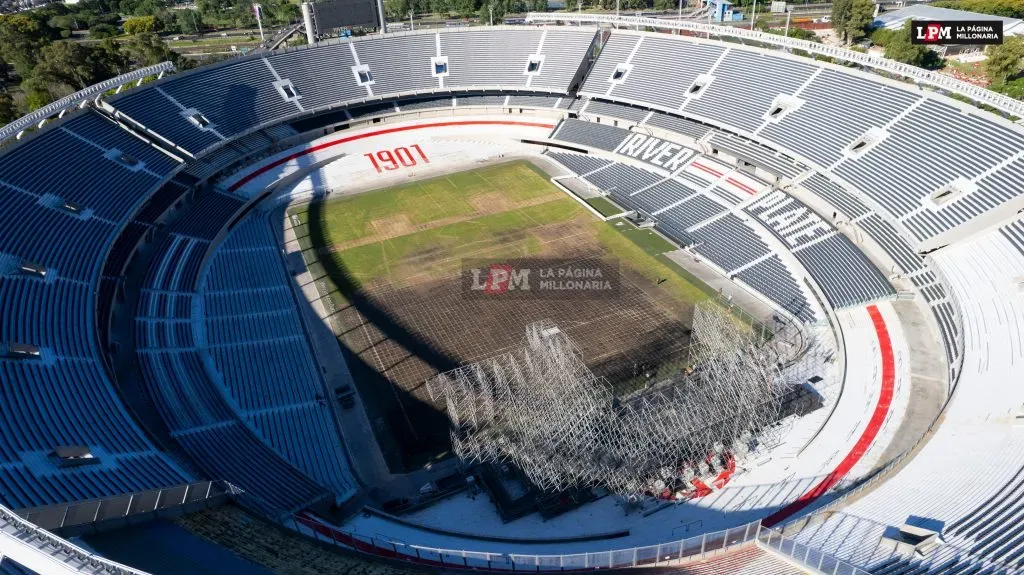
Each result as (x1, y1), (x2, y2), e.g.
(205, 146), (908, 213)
(263, 22), (304, 51)
(757, 524), (871, 575)
(292, 513), (762, 571)
(16, 480), (240, 536)
(524, 12), (1024, 120)
(0, 62), (175, 143)
(924, 256), (966, 389)
(0, 502), (149, 575)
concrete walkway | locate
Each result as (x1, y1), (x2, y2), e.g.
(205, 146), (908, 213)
(275, 204), (465, 507)
(663, 248), (786, 326)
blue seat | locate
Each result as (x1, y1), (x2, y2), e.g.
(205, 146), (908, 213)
(0, 109), (190, 510)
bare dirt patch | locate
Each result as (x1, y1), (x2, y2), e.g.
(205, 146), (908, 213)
(468, 191), (516, 214)
(370, 215), (416, 239)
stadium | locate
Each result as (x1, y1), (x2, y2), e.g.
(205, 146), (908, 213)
(0, 10), (1023, 575)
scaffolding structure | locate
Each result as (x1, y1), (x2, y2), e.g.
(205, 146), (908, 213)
(426, 302), (793, 496)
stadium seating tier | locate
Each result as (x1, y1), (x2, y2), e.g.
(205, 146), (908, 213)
(3, 23), (1023, 575)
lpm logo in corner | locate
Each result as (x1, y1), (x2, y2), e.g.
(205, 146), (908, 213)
(463, 258), (620, 300)
(911, 20), (1004, 45)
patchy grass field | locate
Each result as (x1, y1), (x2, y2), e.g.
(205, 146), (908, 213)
(289, 161), (558, 247)
(288, 160), (716, 472)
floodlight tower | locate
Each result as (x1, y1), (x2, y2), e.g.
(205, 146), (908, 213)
(377, 0), (387, 34)
(252, 3), (265, 41)
(301, 2), (316, 44)
(707, 1), (712, 38)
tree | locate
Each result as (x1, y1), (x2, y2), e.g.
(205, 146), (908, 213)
(831, 0), (873, 43)
(479, 0), (507, 23)
(841, 0), (874, 43)
(869, 25), (897, 46)
(0, 60), (11, 90)
(754, 19), (821, 42)
(196, 0), (229, 17)
(789, 26), (820, 41)
(176, 9), (203, 35)
(89, 23), (120, 38)
(990, 77), (1024, 99)
(0, 91), (16, 125)
(48, 14), (80, 38)
(0, 0), (191, 116)
(153, 9), (180, 33)
(123, 32), (190, 68)
(0, 47), (14, 122)
(884, 21), (941, 68)
(0, 14), (58, 77)
(384, 0), (409, 19)
(120, 0), (165, 16)
(273, 1), (301, 24)
(453, 0), (479, 17)
(830, 0), (852, 40)
(985, 36), (1024, 84)
(32, 41), (111, 90)
(123, 15), (157, 35)
(933, 0), (1024, 19)
(22, 84), (53, 112)
(230, 6), (257, 29)
(95, 38), (129, 75)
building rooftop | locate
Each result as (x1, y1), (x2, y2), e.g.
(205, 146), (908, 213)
(874, 4), (1024, 35)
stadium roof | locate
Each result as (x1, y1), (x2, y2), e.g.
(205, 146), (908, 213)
(874, 4), (1024, 35)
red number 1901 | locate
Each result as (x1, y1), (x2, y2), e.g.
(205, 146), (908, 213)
(364, 144), (430, 173)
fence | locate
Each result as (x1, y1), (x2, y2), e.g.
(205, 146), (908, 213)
(16, 480), (239, 536)
(292, 513), (763, 571)
(0, 503), (148, 575)
(757, 524), (871, 575)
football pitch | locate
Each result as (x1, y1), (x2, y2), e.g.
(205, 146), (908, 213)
(288, 160), (719, 472)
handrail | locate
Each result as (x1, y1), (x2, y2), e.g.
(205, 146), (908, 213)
(924, 257), (966, 388)
(524, 12), (1024, 119)
(0, 62), (175, 143)
(16, 480), (240, 534)
(293, 513), (763, 571)
(756, 523), (872, 575)
(0, 502), (149, 575)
